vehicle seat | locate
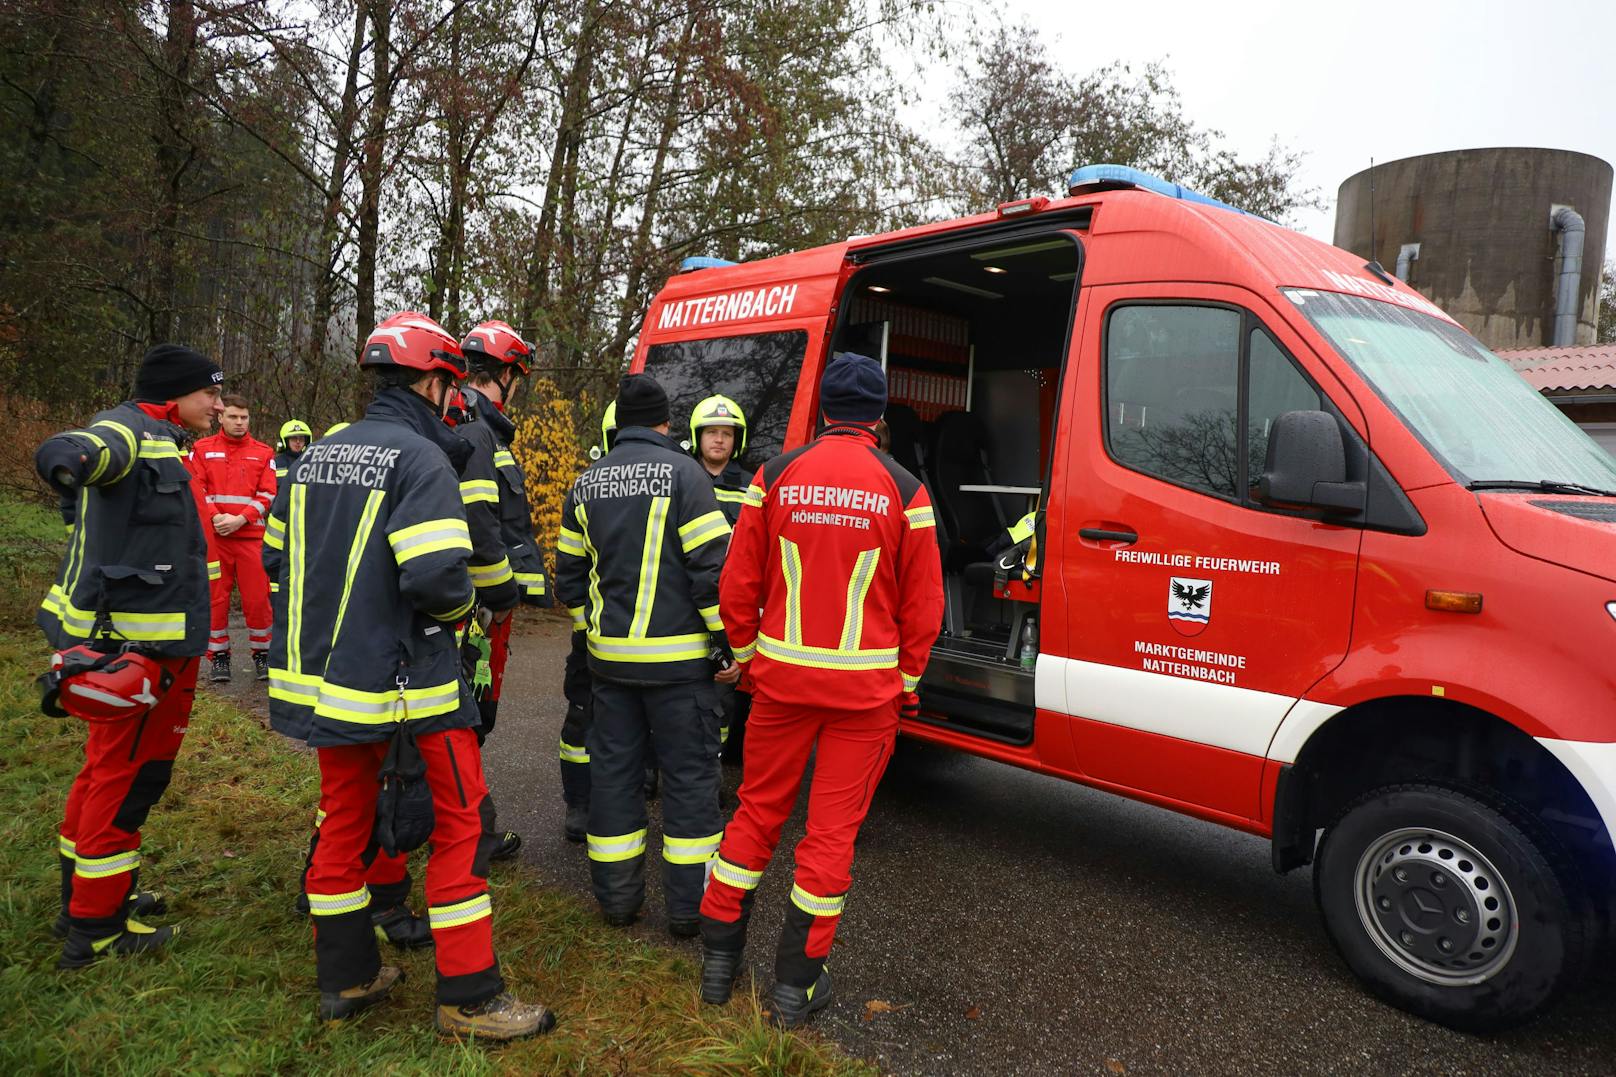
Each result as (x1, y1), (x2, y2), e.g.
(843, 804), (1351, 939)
(929, 410), (1009, 572)
(884, 404), (926, 481)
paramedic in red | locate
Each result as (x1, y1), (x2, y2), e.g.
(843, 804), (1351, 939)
(193, 393), (276, 682)
(698, 352), (943, 1026)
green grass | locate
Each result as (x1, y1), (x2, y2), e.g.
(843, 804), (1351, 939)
(0, 491), (871, 1075)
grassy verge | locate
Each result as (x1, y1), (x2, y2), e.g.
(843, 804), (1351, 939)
(0, 492), (870, 1075)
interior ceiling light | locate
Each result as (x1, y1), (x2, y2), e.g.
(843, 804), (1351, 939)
(970, 239), (1070, 261)
(983, 266), (1008, 275)
(924, 276), (1003, 300)
(867, 285), (891, 293)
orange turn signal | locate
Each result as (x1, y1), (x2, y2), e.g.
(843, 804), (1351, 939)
(1426, 590), (1483, 614)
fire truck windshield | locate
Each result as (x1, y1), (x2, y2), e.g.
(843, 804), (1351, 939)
(641, 329), (809, 471)
(1286, 288), (1616, 491)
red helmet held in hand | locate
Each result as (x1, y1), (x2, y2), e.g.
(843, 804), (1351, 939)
(360, 312), (467, 379)
(460, 321), (533, 375)
(37, 645), (174, 724)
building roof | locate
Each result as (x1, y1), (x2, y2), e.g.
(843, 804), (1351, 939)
(1496, 344), (1616, 393)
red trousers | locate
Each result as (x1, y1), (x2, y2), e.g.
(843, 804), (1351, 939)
(700, 697), (898, 985)
(485, 614), (512, 702)
(307, 728), (503, 1005)
(209, 535), (271, 655)
(60, 656), (197, 926)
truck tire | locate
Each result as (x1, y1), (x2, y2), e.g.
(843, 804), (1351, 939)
(1312, 782), (1587, 1032)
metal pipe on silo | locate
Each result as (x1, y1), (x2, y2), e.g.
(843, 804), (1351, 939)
(1550, 205), (1586, 347)
(1395, 243), (1420, 281)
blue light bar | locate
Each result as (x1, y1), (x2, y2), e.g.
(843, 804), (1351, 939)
(679, 256), (738, 272)
(1066, 163), (1250, 216)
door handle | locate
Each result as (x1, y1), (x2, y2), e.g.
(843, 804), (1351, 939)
(1078, 526), (1138, 545)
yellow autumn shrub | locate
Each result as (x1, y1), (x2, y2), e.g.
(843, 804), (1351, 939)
(512, 378), (587, 582)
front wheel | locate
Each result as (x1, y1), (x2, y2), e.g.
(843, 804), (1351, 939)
(1313, 783), (1587, 1032)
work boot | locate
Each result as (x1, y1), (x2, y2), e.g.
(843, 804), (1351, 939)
(601, 904), (640, 927)
(700, 946), (743, 1005)
(58, 918), (176, 970)
(669, 917), (700, 939)
(489, 830), (522, 862)
(252, 652), (269, 682)
(562, 803), (587, 844)
(318, 965), (404, 1021)
(53, 889), (167, 939)
(209, 654), (231, 682)
(371, 904), (433, 949)
(767, 968), (833, 1028)
(295, 891), (310, 917)
(435, 991), (557, 1042)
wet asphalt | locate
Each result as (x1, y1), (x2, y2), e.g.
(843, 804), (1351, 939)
(209, 613), (1616, 1076)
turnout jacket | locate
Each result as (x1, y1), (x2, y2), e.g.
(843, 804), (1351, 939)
(455, 389), (548, 608)
(263, 387), (480, 747)
(192, 431), (276, 539)
(272, 447), (302, 481)
(720, 424), (943, 711)
(706, 459), (753, 526)
(35, 401), (211, 658)
(556, 426), (730, 685)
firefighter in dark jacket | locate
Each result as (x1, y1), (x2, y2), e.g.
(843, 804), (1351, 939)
(555, 374), (734, 934)
(689, 394), (753, 758)
(262, 311), (553, 1039)
(37, 344), (224, 968)
(273, 419), (312, 480)
(453, 319), (550, 860)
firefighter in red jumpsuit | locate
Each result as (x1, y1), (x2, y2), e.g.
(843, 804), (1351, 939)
(698, 352), (943, 1026)
(192, 393), (277, 682)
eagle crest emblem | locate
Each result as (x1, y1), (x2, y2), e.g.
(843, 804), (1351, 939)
(1167, 576), (1213, 637)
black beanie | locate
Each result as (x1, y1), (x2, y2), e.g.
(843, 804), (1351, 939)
(819, 352), (886, 423)
(616, 373), (669, 429)
(133, 344), (223, 402)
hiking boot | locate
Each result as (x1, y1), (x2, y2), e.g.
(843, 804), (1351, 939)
(58, 918), (176, 970)
(601, 904), (639, 927)
(562, 803), (587, 844)
(435, 991), (556, 1042)
(767, 968), (833, 1028)
(53, 889), (167, 939)
(252, 652), (269, 681)
(209, 654), (231, 682)
(700, 946), (743, 1005)
(371, 904), (434, 949)
(668, 917), (700, 939)
(318, 965), (404, 1021)
(489, 830), (522, 862)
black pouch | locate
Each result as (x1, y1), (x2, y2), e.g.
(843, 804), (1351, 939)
(374, 725), (435, 856)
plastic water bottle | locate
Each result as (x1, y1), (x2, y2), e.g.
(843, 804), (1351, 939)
(1019, 615), (1038, 672)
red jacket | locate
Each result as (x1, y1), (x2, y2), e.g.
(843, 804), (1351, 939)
(191, 431), (276, 539)
(720, 424), (943, 711)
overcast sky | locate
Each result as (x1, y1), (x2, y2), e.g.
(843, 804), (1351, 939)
(985, 0), (1616, 251)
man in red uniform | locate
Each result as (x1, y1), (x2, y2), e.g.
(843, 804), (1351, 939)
(698, 352), (943, 1026)
(193, 393), (276, 682)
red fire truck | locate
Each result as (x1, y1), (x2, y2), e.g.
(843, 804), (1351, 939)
(631, 165), (1616, 1030)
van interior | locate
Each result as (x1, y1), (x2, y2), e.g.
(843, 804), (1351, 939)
(828, 233), (1081, 743)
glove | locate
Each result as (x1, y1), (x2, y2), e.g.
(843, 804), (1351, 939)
(36, 439), (89, 492)
(900, 692), (920, 720)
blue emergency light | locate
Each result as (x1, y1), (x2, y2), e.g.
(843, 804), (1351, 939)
(679, 256), (738, 272)
(1066, 164), (1251, 216)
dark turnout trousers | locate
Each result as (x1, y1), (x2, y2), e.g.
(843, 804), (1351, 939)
(586, 677), (722, 920)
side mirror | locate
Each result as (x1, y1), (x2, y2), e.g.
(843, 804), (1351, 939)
(1258, 411), (1366, 515)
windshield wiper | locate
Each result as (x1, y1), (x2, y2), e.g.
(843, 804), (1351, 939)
(1466, 479), (1616, 498)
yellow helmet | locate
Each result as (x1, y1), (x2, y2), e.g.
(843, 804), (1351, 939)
(590, 402), (618, 461)
(278, 419), (312, 450)
(689, 394), (747, 458)
(323, 421), (351, 439)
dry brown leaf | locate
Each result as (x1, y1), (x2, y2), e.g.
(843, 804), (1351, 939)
(964, 1004), (982, 1020)
(862, 999), (906, 1022)
(1105, 1059), (1126, 1075)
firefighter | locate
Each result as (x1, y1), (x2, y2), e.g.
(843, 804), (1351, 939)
(698, 352), (944, 1026)
(689, 395), (751, 525)
(555, 374), (732, 934)
(262, 312), (553, 1038)
(193, 393), (277, 681)
(274, 419), (312, 480)
(36, 343), (224, 968)
(454, 319), (552, 860)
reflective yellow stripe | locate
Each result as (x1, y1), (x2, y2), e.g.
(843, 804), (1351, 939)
(60, 488), (89, 615)
(516, 571), (545, 595)
(43, 591), (188, 641)
(329, 489), (385, 659)
(556, 526), (586, 558)
(756, 633), (898, 671)
(712, 858), (763, 890)
(269, 670), (463, 724)
(77, 431), (110, 483)
(388, 517), (472, 563)
(137, 438), (183, 461)
(287, 484), (307, 673)
(567, 605), (587, 630)
(902, 670), (921, 693)
(267, 668), (320, 707)
(905, 505), (936, 530)
(663, 832), (722, 865)
(74, 848), (140, 879)
(469, 557), (514, 588)
(307, 886), (370, 916)
(262, 531), (284, 551)
(630, 497), (671, 637)
(58, 835), (76, 858)
(460, 479), (499, 505)
(315, 808), (327, 827)
(587, 829), (647, 863)
(677, 509), (729, 554)
(428, 892), (492, 929)
(90, 421), (137, 482)
(839, 548), (881, 650)
(558, 740), (590, 764)
(779, 537), (804, 645)
(274, 467), (288, 479)
(732, 639), (756, 664)
(698, 603), (724, 632)
(208, 560), (222, 581)
(587, 632), (711, 663)
(743, 484), (764, 508)
(576, 503), (605, 636)
(790, 883), (845, 917)
(430, 595), (475, 623)
(269, 581), (280, 593)
(265, 514), (286, 540)
(714, 488), (746, 504)
(493, 450), (517, 468)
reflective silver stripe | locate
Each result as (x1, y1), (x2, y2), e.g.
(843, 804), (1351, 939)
(756, 633), (898, 671)
(468, 558), (514, 586)
(712, 858), (764, 890)
(790, 883), (846, 916)
(587, 633), (710, 662)
(428, 892), (492, 929)
(902, 670), (921, 693)
(211, 494), (258, 506)
(587, 830), (647, 863)
(74, 849), (140, 878)
(388, 518), (472, 561)
(743, 484), (765, 508)
(558, 740), (590, 764)
(780, 537), (803, 645)
(839, 548), (881, 650)
(905, 505), (936, 530)
(733, 639), (757, 663)
(307, 886), (370, 915)
(493, 450), (517, 468)
(663, 832), (722, 865)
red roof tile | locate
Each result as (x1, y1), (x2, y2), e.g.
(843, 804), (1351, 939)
(1495, 345), (1616, 393)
